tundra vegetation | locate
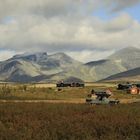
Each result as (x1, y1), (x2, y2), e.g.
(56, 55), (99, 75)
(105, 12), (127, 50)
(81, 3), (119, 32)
(0, 102), (140, 140)
(0, 83), (140, 140)
(0, 83), (140, 100)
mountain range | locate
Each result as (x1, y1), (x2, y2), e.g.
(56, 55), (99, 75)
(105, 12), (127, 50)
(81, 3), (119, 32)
(0, 47), (140, 83)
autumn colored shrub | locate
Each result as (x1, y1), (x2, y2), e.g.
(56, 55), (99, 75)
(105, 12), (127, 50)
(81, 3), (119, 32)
(0, 103), (140, 140)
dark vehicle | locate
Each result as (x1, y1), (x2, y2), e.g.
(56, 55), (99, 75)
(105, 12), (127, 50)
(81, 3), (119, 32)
(134, 83), (140, 88)
(86, 90), (119, 105)
(117, 83), (132, 90)
(56, 82), (84, 87)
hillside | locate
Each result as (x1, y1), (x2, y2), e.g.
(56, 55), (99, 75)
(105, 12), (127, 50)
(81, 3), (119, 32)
(86, 47), (140, 80)
(0, 47), (139, 82)
(0, 52), (93, 82)
(101, 67), (140, 82)
(108, 47), (140, 69)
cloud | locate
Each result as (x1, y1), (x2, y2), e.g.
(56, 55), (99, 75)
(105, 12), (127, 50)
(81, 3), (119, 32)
(0, 0), (140, 62)
(0, 13), (140, 60)
(0, 50), (18, 61)
(103, 13), (134, 32)
(103, 0), (140, 12)
(0, 0), (99, 20)
(67, 50), (115, 63)
(1, 0), (139, 20)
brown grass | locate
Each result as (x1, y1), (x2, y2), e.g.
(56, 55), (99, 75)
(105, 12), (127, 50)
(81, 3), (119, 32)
(0, 102), (140, 140)
(0, 83), (140, 101)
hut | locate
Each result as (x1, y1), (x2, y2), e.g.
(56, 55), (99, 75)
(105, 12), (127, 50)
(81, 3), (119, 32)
(127, 87), (140, 95)
(56, 77), (84, 87)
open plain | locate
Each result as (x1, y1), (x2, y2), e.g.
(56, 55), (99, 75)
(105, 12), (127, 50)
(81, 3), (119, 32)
(0, 82), (140, 140)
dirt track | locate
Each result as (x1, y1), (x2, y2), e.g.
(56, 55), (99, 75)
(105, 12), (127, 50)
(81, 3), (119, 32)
(0, 99), (85, 104)
(0, 98), (140, 104)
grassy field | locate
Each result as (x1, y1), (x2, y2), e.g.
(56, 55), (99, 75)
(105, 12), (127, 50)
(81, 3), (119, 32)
(0, 83), (140, 140)
(0, 102), (140, 140)
(0, 83), (139, 101)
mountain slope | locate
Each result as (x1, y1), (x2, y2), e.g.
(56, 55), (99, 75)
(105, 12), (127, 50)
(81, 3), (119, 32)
(0, 52), (92, 82)
(85, 47), (140, 81)
(94, 60), (127, 80)
(85, 59), (107, 67)
(0, 59), (41, 81)
(0, 47), (140, 82)
(108, 47), (140, 69)
(102, 67), (140, 82)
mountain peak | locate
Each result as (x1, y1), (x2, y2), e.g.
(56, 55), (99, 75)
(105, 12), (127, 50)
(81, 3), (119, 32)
(119, 46), (140, 52)
(108, 47), (140, 59)
(49, 52), (81, 64)
(107, 46), (140, 70)
(13, 52), (47, 58)
(12, 52), (48, 62)
(51, 52), (70, 58)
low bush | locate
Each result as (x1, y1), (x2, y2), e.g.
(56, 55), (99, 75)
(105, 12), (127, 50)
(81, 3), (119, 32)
(0, 103), (140, 140)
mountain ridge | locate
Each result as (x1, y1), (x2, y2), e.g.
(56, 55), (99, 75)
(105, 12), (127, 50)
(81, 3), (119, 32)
(0, 47), (139, 82)
(101, 67), (140, 82)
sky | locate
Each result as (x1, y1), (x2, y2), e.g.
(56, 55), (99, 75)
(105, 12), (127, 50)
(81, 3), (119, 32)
(0, 0), (140, 62)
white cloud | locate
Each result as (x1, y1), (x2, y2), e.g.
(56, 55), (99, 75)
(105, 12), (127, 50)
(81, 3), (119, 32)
(0, 50), (17, 61)
(0, 0), (140, 62)
(0, 13), (140, 60)
(67, 50), (115, 63)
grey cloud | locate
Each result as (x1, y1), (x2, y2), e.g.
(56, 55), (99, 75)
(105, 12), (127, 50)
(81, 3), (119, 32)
(0, 0), (98, 20)
(0, 13), (139, 53)
(0, 0), (70, 19)
(104, 0), (140, 12)
(0, 0), (140, 62)
(0, 0), (140, 20)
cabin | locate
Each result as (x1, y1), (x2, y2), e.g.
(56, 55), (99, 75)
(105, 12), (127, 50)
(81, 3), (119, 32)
(56, 77), (85, 88)
(56, 82), (84, 87)
(127, 87), (140, 95)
